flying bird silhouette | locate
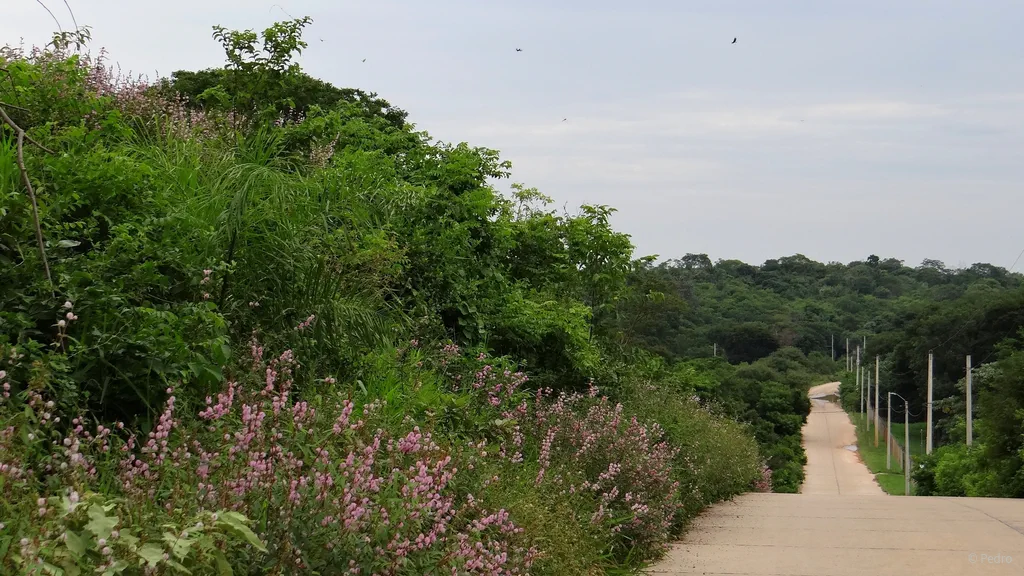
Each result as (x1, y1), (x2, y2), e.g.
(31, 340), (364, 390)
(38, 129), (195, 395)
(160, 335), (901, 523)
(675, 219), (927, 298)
(732, 38), (737, 44)
(516, 48), (522, 52)
(362, 59), (366, 62)
(562, 118), (567, 122)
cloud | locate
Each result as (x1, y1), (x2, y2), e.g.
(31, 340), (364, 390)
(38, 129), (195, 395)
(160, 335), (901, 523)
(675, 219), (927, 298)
(505, 154), (723, 187)
(451, 94), (962, 155)
(4, 0), (1024, 268)
(805, 100), (947, 121)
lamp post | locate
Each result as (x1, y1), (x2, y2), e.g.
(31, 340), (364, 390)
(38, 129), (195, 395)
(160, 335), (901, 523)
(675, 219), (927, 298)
(889, 392), (911, 496)
(886, 392), (892, 471)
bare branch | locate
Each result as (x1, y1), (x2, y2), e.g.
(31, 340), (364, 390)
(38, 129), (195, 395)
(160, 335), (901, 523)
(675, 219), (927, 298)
(0, 101), (29, 112)
(0, 104), (55, 293)
(61, 0), (79, 33)
(35, 0), (64, 35)
(0, 107), (53, 153)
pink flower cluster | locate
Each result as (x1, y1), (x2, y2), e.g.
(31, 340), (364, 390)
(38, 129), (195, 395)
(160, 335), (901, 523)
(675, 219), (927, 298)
(55, 301), (78, 342)
(438, 351), (686, 562)
(108, 340), (536, 573)
(753, 462), (773, 493)
(2, 40), (231, 140)
(524, 387), (682, 559)
(459, 352), (529, 410)
(295, 314), (316, 331)
(201, 269), (213, 300)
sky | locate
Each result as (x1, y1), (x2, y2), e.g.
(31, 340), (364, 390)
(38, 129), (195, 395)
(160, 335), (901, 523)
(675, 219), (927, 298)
(4, 0), (1024, 269)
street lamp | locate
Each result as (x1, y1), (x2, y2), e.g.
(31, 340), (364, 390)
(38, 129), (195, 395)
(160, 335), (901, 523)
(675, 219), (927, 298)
(888, 392), (911, 496)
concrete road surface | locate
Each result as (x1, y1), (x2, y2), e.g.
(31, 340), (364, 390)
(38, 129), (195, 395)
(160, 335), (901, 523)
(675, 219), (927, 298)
(800, 381), (884, 496)
(646, 381), (1024, 575)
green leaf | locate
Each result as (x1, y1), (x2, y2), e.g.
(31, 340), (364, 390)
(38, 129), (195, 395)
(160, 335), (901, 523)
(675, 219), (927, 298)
(136, 543), (165, 568)
(212, 550), (232, 575)
(166, 559), (192, 574)
(60, 559), (81, 576)
(162, 531), (194, 560)
(39, 561), (64, 575)
(85, 504), (118, 541)
(215, 511), (267, 552)
(64, 529), (87, 556)
(101, 560), (128, 575)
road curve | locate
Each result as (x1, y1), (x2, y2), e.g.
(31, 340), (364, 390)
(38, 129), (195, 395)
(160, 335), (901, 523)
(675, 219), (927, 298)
(646, 380), (1024, 575)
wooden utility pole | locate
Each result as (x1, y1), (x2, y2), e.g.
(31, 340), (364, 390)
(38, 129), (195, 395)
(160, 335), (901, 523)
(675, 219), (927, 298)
(872, 352), (880, 446)
(863, 367), (868, 414)
(866, 371), (872, 432)
(857, 346), (862, 413)
(926, 351), (934, 454)
(966, 355), (973, 447)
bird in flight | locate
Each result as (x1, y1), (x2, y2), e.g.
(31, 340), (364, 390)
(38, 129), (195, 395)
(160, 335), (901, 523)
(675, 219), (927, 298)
(562, 118), (567, 122)
(362, 59), (366, 62)
(516, 48), (522, 52)
(732, 37), (737, 44)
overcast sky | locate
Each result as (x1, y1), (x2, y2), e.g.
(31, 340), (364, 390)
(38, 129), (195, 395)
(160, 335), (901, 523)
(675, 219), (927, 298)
(5, 0), (1024, 269)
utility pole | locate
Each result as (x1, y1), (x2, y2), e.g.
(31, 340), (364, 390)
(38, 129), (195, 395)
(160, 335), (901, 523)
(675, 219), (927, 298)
(874, 355), (880, 447)
(886, 393), (892, 470)
(846, 338), (850, 371)
(926, 351), (934, 454)
(713, 343), (717, 357)
(966, 355), (973, 447)
(867, 371), (873, 432)
(905, 397), (911, 495)
(861, 366), (867, 414)
(831, 334), (834, 361)
(891, 392), (911, 494)
(863, 335), (867, 355)
(857, 347), (862, 413)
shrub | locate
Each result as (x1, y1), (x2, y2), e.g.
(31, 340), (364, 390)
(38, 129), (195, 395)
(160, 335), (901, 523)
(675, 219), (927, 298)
(0, 341), (538, 575)
(614, 372), (762, 527)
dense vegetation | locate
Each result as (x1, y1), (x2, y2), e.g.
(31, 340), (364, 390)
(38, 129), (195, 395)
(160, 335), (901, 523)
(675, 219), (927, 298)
(5, 17), (1019, 575)
(620, 249), (1024, 499)
(0, 21), (827, 575)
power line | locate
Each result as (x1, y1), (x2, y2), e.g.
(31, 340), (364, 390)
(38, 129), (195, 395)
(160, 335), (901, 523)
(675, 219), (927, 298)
(1008, 245), (1024, 274)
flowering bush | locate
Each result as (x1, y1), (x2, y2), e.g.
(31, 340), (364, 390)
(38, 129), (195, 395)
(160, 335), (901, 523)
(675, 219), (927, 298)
(441, 352), (684, 563)
(527, 387), (681, 561)
(0, 339), (538, 575)
(0, 33), (226, 142)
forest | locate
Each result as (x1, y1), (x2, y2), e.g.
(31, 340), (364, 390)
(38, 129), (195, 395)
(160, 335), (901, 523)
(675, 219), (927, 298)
(3, 15), (1019, 576)
(624, 251), (1024, 498)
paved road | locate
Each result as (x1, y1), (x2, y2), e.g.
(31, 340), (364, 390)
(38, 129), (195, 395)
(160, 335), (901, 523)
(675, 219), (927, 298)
(800, 382), (884, 496)
(646, 382), (1024, 575)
